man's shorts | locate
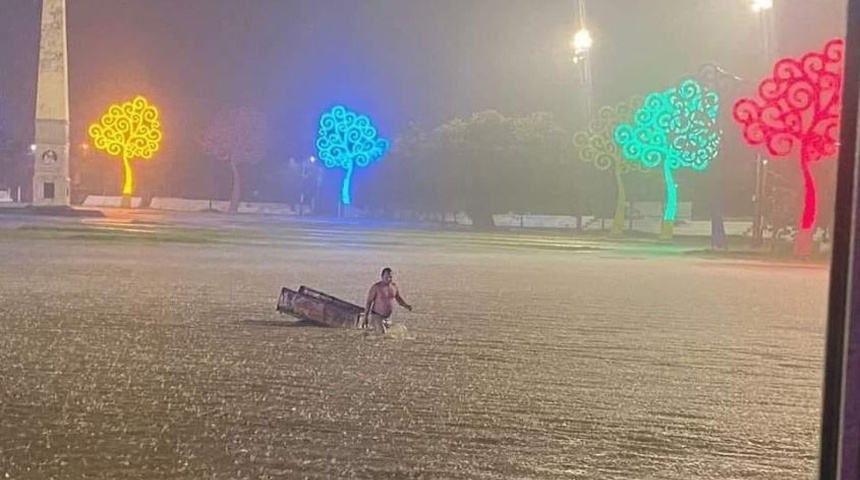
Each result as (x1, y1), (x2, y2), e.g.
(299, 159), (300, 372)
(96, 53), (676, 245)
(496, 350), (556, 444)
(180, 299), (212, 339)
(368, 312), (391, 331)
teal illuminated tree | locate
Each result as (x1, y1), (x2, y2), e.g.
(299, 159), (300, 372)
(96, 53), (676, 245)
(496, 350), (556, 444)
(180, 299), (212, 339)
(573, 96), (643, 236)
(315, 105), (389, 206)
(614, 79), (722, 239)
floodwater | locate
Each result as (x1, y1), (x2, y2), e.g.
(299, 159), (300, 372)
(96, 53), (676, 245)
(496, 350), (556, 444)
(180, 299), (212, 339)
(0, 220), (828, 479)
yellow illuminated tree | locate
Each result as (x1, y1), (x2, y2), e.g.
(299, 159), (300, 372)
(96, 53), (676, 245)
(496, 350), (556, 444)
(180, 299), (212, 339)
(89, 96), (162, 207)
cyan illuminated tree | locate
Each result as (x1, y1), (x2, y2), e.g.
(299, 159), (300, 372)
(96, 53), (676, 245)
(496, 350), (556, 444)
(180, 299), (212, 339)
(574, 96), (643, 236)
(89, 95), (162, 207)
(200, 107), (267, 213)
(733, 38), (844, 256)
(614, 79), (721, 240)
(315, 105), (389, 206)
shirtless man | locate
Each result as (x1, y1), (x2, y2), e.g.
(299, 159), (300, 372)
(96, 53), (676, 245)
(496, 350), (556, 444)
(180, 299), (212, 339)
(364, 267), (412, 333)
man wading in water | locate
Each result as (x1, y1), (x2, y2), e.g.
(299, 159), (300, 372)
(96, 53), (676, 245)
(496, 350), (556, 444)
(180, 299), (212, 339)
(364, 267), (413, 333)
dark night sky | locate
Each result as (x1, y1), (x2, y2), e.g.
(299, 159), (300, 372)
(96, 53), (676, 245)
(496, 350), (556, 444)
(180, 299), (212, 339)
(0, 0), (848, 164)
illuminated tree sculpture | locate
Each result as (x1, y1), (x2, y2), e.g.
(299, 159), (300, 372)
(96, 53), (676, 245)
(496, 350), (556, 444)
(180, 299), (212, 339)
(315, 105), (389, 206)
(574, 96), (643, 236)
(200, 107), (267, 213)
(88, 95), (162, 207)
(614, 79), (721, 240)
(733, 38), (844, 256)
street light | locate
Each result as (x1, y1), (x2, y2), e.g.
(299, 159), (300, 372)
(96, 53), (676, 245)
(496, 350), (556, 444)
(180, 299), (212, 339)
(569, 0), (595, 230)
(570, 0), (594, 120)
(300, 156), (317, 216)
(751, 0), (776, 247)
(751, 0), (773, 12)
(571, 28), (593, 63)
(752, 0), (775, 57)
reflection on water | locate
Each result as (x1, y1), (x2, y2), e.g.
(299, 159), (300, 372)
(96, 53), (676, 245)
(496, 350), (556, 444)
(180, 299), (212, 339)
(0, 232), (827, 479)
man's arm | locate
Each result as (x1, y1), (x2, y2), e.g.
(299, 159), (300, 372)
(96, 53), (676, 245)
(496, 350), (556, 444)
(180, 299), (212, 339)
(365, 285), (377, 315)
(395, 290), (413, 312)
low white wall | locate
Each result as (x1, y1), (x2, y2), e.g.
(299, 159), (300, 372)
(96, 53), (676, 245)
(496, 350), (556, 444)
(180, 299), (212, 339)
(80, 195), (758, 238)
(627, 219), (753, 236)
(150, 198), (300, 214)
(85, 196), (302, 215)
(237, 202), (297, 215)
(630, 202), (693, 221)
(149, 198), (229, 212)
(494, 214), (593, 229)
(82, 195), (143, 208)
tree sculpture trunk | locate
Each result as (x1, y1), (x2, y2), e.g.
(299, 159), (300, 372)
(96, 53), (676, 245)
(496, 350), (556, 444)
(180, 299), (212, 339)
(660, 163), (677, 241)
(229, 161), (241, 213)
(341, 163), (354, 207)
(121, 155), (133, 208)
(611, 167), (626, 236)
(794, 155), (817, 257)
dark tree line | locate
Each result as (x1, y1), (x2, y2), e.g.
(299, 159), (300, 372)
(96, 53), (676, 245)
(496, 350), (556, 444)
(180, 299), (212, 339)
(356, 110), (664, 227)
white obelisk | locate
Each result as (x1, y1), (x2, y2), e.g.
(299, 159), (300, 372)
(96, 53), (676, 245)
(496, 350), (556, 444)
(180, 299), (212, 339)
(32, 0), (70, 206)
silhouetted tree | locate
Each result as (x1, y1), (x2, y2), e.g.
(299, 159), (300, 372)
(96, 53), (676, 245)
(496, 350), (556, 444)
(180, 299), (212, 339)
(200, 107), (267, 212)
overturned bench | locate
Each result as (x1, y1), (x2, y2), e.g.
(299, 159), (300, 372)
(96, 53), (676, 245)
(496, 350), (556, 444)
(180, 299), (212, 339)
(276, 286), (364, 328)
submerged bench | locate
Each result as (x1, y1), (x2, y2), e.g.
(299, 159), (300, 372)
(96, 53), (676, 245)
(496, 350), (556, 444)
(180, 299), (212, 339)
(276, 285), (364, 328)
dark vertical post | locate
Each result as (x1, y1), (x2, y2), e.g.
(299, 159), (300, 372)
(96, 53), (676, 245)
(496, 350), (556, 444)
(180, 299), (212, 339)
(820, 1), (860, 478)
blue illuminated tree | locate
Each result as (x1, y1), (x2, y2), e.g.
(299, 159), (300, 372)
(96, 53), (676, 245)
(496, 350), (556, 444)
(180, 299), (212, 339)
(315, 105), (389, 206)
(614, 79), (721, 240)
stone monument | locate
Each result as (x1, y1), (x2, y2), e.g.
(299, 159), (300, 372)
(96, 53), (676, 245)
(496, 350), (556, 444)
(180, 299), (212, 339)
(32, 0), (70, 206)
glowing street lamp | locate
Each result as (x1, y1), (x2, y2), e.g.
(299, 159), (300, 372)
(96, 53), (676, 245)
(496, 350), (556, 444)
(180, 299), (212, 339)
(751, 0), (773, 12)
(751, 0), (775, 59)
(571, 28), (593, 63)
(750, 0), (776, 247)
(570, 0), (595, 124)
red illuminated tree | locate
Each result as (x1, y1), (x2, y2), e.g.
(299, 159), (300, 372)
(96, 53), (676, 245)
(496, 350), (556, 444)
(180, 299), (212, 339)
(200, 107), (267, 212)
(733, 38), (844, 255)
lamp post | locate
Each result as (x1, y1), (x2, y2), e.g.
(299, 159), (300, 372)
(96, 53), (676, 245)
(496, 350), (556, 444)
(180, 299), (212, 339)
(300, 155), (316, 216)
(571, 0), (594, 121)
(73, 142), (90, 197)
(751, 0), (776, 247)
(571, 0), (594, 229)
(698, 63), (743, 250)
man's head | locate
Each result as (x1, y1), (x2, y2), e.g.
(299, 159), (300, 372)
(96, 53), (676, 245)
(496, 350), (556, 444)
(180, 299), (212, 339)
(381, 267), (393, 284)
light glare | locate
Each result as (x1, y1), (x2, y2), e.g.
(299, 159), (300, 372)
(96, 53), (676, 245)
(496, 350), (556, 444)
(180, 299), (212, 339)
(572, 28), (593, 54)
(751, 0), (773, 12)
